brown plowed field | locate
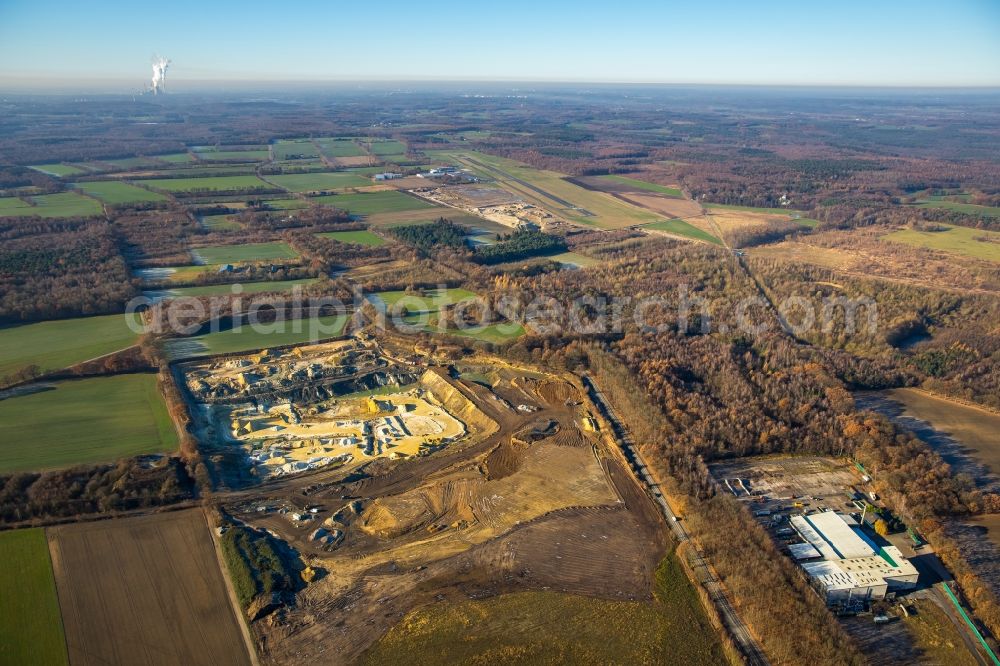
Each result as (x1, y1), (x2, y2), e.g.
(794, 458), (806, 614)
(572, 175), (705, 221)
(617, 192), (705, 220)
(48, 509), (251, 666)
(334, 156), (376, 167)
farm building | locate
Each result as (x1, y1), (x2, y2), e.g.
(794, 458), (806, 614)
(790, 511), (918, 604)
(373, 172), (402, 181)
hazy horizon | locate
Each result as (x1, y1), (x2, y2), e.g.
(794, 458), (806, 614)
(1, 0), (998, 91)
(3, 78), (1000, 97)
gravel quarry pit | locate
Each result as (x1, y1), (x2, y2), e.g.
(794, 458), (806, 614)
(221, 348), (668, 665)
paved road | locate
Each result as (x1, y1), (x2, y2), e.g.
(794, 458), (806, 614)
(582, 373), (770, 666)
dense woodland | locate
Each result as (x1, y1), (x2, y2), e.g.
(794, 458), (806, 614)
(456, 233), (998, 661)
(0, 458), (195, 523)
(386, 218), (468, 252)
(473, 228), (567, 264)
(0, 218), (135, 322)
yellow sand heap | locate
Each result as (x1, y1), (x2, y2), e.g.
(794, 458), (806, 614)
(230, 390), (467, 477)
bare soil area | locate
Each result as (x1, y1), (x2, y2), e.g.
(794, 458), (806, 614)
(224, 355), (668, 665)
(858, 388), (1000, 491)
(48, 509), (251, 666)
(572, 175), (704, 222)
(750, 230), (1000, 293)
(617, 192), (705, 220)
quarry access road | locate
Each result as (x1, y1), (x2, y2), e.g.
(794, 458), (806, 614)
(582, 373), (770, 666)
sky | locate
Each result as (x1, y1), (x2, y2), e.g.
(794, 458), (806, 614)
(1, 0), (998, 89)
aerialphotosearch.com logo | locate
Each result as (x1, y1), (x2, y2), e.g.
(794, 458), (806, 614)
(124, 283), (878, 341)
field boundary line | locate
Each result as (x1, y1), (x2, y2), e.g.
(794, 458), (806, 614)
(941, 582), (1000, 666)
(203, 507), (260, 666)
(902, 387), (1000, 418)
(43, 529), (72, 666)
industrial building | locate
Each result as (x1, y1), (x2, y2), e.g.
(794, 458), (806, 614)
(790, 511), (918, 604)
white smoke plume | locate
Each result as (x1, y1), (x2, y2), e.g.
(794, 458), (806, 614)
(150, 55), (170, 94)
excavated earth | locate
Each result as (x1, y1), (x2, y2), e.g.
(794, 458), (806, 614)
(224, 357), (668, 665)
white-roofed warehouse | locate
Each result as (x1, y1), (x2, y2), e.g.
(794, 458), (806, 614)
(790, 511), (918, 604)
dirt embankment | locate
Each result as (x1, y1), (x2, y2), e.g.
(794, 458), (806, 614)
(420, 368), (498, 436)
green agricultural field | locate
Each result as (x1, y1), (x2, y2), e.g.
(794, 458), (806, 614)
(105, 156), (164, 170)
(139, 165), (259, 178)
(373, 288), (479, 313)
(363, 552), (723, 665)
(266, 171), (371, 192)
(316, 138), (366, 158)
(29, 163), (87, 177)
(136, 264), (213, 284)
(272, 140), (321, 161)
(317, 230), (387, 246)
(598, 174), (683, 197)
(0, 196), (38, 216)
(445, 322), (525, 344)
(0, 192), (103, 218)
(0, 374), (178, 473)
(365, 139), (407, 156)
(141, 175), (275, 193)
(884, 224), (1000, 263)
(344, 166), (388, 175)
(914, 200), (1000, 218)
(192, 146), (270, 161)
(795, 218), (821, 228)
(262, 198), (310, 210)
(152, 277), (319, 298)
(0, 313), (140, 378)
(156, 152), (196, 163)
(924, 193), (974, 202)
(73, 180), (168, 204)
(434, 150), (662, 229)
(166, 315), (349, 358)
(197, 150), (270, 161)
(0, 529), (68, 666)
(201, 213), (241, 230)
(276, 160), (326, 170)
(704, 202), (805, 216)
(313, 190), (435, 215)
(644, 218), (722, 244)
(373, 287), (523, 343)
(191, 241), (298, 265)
(550, 251), (600, 267)
(68, 162), (100, 172)
(193, 144), (267, 152)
